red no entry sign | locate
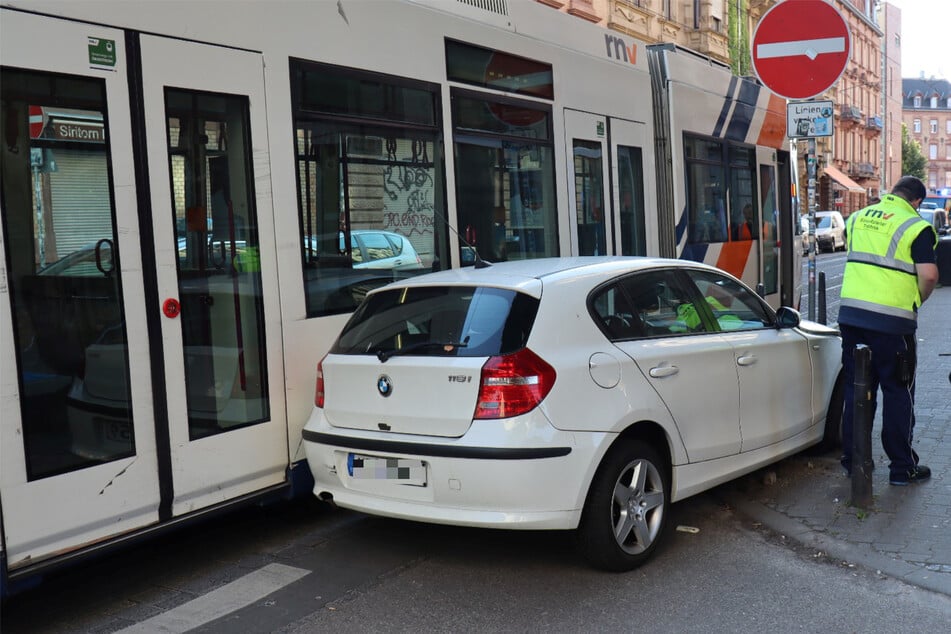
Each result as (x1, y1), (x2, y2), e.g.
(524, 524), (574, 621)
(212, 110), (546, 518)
(29, 105), (45, 139)
(751, 0), (851, 100)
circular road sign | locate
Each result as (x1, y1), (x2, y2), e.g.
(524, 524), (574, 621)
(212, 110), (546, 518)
(29, 105), (45, 139)
(751, 0), (851, 100)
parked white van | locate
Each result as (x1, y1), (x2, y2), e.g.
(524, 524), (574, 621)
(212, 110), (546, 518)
(814, 210), (846, 252)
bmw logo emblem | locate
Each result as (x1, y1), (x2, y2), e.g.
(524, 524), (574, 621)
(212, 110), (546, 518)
(377, 375), (393, 397)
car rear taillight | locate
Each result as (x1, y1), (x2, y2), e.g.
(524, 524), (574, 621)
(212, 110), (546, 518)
(474, 348), (556, 419)
(315, 355), (327, 408)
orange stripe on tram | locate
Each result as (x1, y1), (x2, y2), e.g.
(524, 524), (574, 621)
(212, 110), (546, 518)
(757, 94), (787, 149)
(716, 240), (753, 280)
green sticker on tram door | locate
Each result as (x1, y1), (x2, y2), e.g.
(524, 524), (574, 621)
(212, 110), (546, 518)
(88, 37), (116, 70)
(596, 121), (605, 137)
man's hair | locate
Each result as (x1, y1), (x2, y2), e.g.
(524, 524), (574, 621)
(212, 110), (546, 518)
(890, 176), (926, 203)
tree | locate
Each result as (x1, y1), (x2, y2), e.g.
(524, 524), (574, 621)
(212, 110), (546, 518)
(728, 0), (752, 77)
(901, 122), (927, 180)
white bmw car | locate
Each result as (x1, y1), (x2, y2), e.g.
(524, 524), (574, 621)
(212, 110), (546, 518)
(302, 257), (843, 570)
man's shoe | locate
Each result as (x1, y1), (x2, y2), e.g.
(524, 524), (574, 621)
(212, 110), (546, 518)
(889, 465), (931, 486)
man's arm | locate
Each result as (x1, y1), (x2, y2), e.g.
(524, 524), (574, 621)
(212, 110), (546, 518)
(916, 263), (939, 303)
(910, 228), (939, 304)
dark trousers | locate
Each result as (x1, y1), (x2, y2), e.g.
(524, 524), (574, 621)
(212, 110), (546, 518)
(839, 324), (918, 477)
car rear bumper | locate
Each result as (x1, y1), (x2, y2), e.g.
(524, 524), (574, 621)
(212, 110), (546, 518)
(302, 409), (611, 529)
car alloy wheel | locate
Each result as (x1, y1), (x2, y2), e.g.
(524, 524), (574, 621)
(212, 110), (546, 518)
(577, 439), (669, 571)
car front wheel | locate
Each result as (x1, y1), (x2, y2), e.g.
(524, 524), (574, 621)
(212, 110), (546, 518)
(577, 439), (669, 571)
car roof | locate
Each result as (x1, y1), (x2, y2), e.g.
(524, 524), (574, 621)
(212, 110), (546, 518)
(365, 256), (718, 298)
(352, 229), (403, 237)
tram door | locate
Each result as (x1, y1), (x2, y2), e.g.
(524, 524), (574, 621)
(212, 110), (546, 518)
(756, 146), (781, 307)
(564, 110), (651, 256)
(1, 12), (161, 573)
(138, 35), (287, 517)
(0, 11), (285, 573)
(565, 110), (611, 255)
(608, 118), (653, 257)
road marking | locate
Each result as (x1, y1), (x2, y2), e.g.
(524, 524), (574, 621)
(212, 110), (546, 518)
(116, 563), (310, 633)
(757, 37), (846, 61)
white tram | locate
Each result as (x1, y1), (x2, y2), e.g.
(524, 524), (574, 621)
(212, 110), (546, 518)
(0, 0), (800, 595)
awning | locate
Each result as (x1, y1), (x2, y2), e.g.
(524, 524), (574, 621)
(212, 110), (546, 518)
(822, 166), (865, 193)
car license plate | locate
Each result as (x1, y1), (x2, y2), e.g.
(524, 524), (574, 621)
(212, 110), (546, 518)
(347, 453), (427, 486)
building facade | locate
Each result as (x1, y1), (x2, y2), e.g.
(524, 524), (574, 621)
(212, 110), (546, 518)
(882, 2), (903, 192)
(902, 77), (951, 194)
(537, 0), (732, 64)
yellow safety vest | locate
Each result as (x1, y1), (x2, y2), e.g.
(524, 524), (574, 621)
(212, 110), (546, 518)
(674, 296), (742, 331)
(840, 194), (936, 322)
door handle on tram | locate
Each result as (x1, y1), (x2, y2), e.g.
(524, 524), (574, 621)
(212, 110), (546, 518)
(649, 365), (679, 378)
(737, 354), (757, 366)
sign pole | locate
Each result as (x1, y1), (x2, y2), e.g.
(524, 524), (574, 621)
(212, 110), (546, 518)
(806, 137), (817, 321)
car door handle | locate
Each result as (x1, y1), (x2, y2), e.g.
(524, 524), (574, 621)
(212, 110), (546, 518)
(737, 354), (757, 366)
(649, 365), (679, 378)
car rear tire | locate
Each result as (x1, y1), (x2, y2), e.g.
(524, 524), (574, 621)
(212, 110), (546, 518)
(576, 439), (669, 571)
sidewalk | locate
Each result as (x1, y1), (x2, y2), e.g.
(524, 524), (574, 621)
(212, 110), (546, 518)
(722, 283), (951, 596)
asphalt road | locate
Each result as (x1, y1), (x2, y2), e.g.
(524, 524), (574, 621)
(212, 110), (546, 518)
(801, 250), (845, 324)
(4, 481), (950, 633)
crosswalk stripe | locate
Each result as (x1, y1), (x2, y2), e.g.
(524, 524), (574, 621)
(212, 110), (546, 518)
(116, 563), (310, 633)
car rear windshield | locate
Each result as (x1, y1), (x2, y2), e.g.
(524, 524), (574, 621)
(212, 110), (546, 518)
(332, 286), (540, 358)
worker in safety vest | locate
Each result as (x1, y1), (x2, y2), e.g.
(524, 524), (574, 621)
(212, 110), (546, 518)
(838, 176), (939, 486)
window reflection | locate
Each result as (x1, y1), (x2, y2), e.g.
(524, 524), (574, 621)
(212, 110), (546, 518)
(452, 91), (558, 264)
(1, 69), (133, 479)
(165, 89), (269, 440)
(292, 61), (445, 317)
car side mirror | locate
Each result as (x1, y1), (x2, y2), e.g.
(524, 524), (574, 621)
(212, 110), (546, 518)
(775, 306), (801, 328)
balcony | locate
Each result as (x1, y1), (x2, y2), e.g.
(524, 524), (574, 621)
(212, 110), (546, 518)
(840, 104), (863, 124)
(849, 162), (876, 179)
(864, 115), (883, 138)
(687, 28), (730, 63)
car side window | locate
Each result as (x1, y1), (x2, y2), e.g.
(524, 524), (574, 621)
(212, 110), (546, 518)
(358, 232), (398, 262)
(591, 284), (642, 340)
(682, 269), (774, 331)
(585, 270), (709, 337)
(619, 271), (716, 335)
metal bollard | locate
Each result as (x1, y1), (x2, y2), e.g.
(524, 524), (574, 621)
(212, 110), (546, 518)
(851, 344), (874, 510)
(817, 271), (827, 325)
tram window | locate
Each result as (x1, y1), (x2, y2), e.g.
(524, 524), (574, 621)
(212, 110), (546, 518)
(617, 145), (647, 256)
(683, 135), (759, 246)
(1, 68), (134, 479)
(445, 39), (554, 100)
(291, 60), (447, 318)
(165, 89), (269, 440)
(451, 90), (558, 264)
(728, 145), (757, 242)
(684, 137), (727, 244)
(574, 140), (606, 256)
(760, 164), (779, 295)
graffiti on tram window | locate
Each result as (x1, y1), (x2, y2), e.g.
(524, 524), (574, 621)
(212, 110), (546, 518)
(380, 137), (436, 243)
(383, 168), (435, 238)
